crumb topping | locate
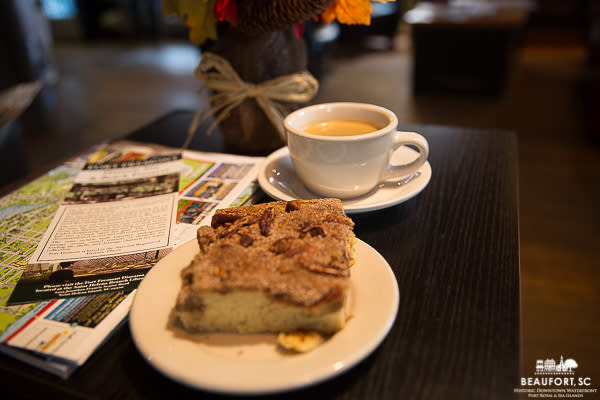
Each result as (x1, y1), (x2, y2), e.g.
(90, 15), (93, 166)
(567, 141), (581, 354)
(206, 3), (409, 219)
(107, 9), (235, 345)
(177, 198), (355, 308)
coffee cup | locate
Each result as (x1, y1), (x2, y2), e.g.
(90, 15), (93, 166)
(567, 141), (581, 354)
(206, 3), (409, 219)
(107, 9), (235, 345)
(284, 102), (429, 199)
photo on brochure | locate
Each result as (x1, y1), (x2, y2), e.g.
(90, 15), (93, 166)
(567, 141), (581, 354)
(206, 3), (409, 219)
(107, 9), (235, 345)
(176, 199), (217, 225)
(63, 173), (179, 204)
(184, 178), (235, 201)
(7, 248), (172, 304)
(179, 158), (215, 193)
(208, 162), (254, 180)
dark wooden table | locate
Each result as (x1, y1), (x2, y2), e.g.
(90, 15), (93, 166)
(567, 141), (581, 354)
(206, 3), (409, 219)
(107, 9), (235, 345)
(0, 110), (521, 399)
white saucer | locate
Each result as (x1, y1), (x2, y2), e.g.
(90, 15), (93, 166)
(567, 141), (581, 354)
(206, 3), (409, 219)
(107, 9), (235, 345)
(129, 238), (399, 395)
(258, 147), (432, 214)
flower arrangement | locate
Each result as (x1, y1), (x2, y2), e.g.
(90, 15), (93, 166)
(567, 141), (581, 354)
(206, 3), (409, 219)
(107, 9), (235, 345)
(162, 0), (396, 45)
(161, 0), (396, 153)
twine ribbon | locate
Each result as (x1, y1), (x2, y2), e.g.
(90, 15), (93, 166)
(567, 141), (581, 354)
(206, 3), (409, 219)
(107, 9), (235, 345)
(183, 52), (319, 149)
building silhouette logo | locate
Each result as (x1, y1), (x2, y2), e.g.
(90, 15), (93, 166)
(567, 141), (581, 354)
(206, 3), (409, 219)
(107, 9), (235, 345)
(516, 355), (596, 397)
(535, 355), (578, 375)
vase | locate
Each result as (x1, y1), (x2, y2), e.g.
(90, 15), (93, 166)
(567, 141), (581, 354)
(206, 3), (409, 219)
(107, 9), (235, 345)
(206, 27), (309, 155)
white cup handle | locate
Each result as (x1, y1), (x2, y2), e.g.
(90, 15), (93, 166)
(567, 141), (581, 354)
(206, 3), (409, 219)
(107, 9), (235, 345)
(381, 131), (429, 181)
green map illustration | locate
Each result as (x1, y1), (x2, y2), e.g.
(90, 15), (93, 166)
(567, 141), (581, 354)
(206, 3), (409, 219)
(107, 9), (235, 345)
(0, 165), (79, 333)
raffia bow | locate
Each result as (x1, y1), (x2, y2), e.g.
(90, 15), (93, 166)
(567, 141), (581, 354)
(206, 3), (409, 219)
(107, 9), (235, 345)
(184, 52), (319, 149)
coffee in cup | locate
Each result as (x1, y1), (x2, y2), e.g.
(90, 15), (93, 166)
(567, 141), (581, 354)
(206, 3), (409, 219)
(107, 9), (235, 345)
(284, 102), (429, 199)
(301, 119), (378, 136)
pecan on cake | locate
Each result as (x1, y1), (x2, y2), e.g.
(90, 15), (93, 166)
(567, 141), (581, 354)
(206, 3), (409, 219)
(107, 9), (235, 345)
(174, 198), (355, 339)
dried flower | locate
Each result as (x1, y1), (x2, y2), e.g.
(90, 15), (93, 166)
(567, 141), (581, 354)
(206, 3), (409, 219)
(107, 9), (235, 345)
(162, 0), (396, 45)
(213, 0), (237, 24)
(322, 0), (396, 25)
(162, 0), (218, 45)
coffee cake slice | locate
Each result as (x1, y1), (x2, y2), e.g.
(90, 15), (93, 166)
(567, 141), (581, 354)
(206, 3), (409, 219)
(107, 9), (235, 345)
(174, 198), (355, 335)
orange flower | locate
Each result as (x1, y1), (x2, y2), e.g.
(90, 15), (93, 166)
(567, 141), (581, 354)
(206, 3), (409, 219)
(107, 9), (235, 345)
(321, 0), (395, 26)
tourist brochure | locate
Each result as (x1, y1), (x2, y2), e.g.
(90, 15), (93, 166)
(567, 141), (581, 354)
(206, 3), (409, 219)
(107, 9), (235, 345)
(0, 140), (263, 378)
(8, 150), (182, 304)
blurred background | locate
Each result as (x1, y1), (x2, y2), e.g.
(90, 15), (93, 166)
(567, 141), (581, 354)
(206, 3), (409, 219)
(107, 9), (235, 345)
(0, 0), (598, 384)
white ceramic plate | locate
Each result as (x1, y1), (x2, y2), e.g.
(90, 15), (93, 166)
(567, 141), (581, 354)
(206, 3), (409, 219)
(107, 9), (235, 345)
(258, 147), (432, 214)
(130, 238), (399, 395)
